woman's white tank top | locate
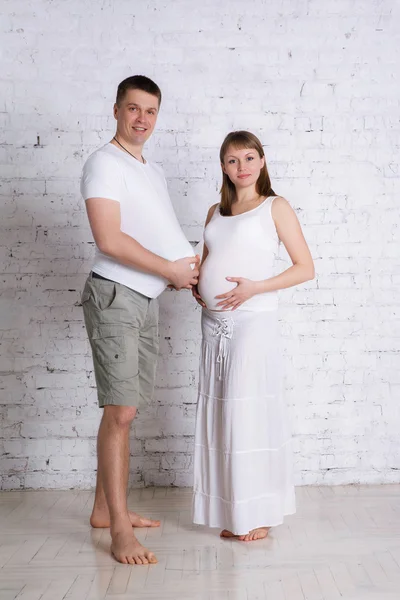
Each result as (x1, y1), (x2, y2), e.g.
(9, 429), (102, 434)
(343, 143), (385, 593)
(198, 197), (280, 312)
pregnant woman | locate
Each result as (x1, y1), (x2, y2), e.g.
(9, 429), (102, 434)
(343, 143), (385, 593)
(192, 130), (315, 541)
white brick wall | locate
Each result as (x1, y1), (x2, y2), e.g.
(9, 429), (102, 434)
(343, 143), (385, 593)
(1, 0), (399, 489)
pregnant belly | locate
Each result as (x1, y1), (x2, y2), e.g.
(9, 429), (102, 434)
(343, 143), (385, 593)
(198, 261), (237, 311)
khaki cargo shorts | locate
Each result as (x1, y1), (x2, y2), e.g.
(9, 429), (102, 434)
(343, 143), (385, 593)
(81, 273), (159, 408)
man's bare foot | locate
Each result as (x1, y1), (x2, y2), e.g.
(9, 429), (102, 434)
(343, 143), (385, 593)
(239, 527), (269, 542)
(111, 528), (157, 565)
(90, 507), (160, 529)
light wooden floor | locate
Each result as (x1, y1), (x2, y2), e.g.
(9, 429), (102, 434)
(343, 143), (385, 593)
(1, 486), (400, 600)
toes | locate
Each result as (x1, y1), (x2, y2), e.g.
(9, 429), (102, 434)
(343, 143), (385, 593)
(127, 556), (135, 565)
(150, 519), (161, 527)
(133, 515), (161, 528)
(112, 549), (128, 564)
(148, 553), (157, 564)
(139, 518), (153, 526)
(147, 520), (160, 528)
(246, 528), (268, 541)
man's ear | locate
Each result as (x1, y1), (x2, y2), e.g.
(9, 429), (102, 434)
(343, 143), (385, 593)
(113, 103), (118, 120)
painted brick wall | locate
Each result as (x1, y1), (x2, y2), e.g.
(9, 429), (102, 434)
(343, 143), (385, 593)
(1, 0), (399, 489)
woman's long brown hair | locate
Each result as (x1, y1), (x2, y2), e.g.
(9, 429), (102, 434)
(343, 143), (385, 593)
(219, 131), (276, 216)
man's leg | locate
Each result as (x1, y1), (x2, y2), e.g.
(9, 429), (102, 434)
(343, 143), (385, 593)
(90, 417), (160, 529)
(95, 405), (157, 565)
(82, 278), (159, 563)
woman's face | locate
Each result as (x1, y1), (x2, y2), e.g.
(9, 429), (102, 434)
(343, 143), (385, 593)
(222, 145), (265, 190)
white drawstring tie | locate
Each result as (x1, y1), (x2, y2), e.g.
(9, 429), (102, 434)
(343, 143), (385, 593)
(212, 317), (233, 380)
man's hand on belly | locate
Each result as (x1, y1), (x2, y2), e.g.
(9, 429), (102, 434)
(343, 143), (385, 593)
(167, 255), (200, 290)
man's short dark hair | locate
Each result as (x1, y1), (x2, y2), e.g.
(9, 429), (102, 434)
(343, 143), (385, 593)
(116, 75), (162, 106)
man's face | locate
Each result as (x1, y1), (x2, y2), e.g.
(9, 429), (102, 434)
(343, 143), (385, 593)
(114, 89), (159, 146)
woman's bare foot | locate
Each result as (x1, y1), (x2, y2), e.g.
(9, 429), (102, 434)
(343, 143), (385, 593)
(111, 527), (157, 565)
(90, 507), (160, 529)
(220, 529), (239, 538)
(239, 527), (269, 542)
(220, 527), (269, 541)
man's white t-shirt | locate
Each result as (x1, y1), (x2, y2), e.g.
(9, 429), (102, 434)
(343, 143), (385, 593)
(81, 143), (195, 298)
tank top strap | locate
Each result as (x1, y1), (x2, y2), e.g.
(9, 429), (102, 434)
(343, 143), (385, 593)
(261, 195), (277, 212)
(209, 203), (221, 223)
(259, 196), (279, 241)
(256, 196), (274, 219)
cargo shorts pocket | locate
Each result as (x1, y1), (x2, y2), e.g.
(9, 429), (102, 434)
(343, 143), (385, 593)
(81, 287), (91, 305)
(91, 324), (127, 365)
(86, 281), (119, 312)
(95, 283), (118, 311)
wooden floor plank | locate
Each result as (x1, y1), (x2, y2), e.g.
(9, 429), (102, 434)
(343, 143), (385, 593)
(0, 485), (399, 599)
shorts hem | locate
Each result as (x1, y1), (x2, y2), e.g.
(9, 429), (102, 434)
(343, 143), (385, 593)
(98, 396), (151, 409)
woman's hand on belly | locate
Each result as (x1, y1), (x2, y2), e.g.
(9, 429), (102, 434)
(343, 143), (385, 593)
(215, 277), (259, 311)
(192, 284), (206, 308)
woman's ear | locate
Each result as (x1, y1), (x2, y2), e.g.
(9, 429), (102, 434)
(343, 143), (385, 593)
(221, 162), (226, 174)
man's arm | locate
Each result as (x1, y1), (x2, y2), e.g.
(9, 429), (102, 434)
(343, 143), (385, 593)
(192, 203), (218, 306)
(86, 197), (199, 290)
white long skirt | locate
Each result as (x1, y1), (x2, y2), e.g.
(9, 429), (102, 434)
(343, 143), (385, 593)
(192, 308), (296, 535)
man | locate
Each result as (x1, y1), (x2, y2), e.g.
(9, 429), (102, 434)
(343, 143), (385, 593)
(80, 75), (199, 565)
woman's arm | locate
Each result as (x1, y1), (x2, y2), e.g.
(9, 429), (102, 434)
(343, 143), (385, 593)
(216, 197), (314, 309)
(255, 196), (315, 293)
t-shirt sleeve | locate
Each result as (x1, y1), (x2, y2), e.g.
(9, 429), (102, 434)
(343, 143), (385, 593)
(80, 151), (123, 202)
